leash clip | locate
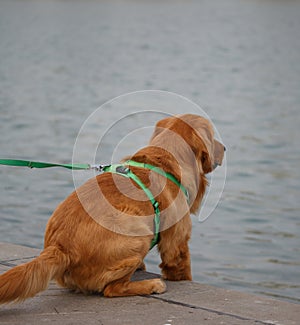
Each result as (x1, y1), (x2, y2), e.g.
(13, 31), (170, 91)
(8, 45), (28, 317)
(89, 164), (107, 172)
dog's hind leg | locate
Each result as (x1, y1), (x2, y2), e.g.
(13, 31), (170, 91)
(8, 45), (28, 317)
(103, 257), (166, 297)
(104, 277), (166, 297)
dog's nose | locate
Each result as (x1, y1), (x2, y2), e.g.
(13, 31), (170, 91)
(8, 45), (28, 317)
(223, 145), (226, 152)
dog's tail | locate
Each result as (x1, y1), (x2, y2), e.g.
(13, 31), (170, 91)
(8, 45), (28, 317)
(0, 245), (69, 304)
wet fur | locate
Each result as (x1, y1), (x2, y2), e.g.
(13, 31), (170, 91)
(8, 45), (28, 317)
(0, 114), (224, 303)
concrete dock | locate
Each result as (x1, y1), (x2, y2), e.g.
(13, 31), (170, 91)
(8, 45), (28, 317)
(0, 242), (299, 325)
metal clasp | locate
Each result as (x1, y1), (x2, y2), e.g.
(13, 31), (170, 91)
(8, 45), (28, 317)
(89, 164), (106, 172)
(115, 166), (130, 175)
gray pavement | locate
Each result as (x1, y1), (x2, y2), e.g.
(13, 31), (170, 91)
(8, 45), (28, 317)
(0, 242), (299, 325)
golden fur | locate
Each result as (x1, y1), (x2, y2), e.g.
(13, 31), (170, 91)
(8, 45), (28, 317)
(0, 114), (224, 303)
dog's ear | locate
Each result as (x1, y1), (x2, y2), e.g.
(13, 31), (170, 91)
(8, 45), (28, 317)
(201, 142), (214, 174)
(192, 125), (214, 174)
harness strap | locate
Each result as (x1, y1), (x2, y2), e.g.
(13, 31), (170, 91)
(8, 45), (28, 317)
(124, 160), (189, 202)
(103, 160), (189, 250)
(102, 163), (160, 250)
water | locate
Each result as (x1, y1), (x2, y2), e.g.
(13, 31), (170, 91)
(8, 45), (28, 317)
(0, 0), (300, 303)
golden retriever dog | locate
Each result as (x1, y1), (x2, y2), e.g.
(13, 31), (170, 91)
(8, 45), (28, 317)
(0, 114), (225, 303)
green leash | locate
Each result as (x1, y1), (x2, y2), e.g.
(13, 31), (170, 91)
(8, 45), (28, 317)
(0, 159), (92, 170)
(0, 158), (189, 249)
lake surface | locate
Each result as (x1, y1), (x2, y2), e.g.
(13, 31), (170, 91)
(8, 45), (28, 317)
(0, 0), (299, 303)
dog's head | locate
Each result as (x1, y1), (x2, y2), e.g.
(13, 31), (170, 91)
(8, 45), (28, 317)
(151, 114), (225, 174)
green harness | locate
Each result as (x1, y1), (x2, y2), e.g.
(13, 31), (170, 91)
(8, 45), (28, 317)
(103, 160), (189, 250)
(0, 158), (189, 250)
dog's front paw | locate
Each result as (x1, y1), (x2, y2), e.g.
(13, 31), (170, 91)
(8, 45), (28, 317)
(151, 279), (167, 294)
(162, 273), (192, 281)
(161, 265), (192, 281)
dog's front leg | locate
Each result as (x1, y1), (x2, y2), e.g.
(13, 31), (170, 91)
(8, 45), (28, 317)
(159, 239), (192, 281)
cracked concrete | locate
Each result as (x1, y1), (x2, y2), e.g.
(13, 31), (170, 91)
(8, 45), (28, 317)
(0, 242), (299, 325)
